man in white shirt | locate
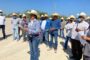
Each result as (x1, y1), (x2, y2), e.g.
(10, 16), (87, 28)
(11, 13), (19, 40)
(64, 15), (75, 50)
(0, 10), (6, 39)
(70, 12), (89, 60)
(40, 14), (50, 46)
(60, 17), (66, 38)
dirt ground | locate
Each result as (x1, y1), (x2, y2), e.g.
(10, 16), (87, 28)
(0, 18), (82, 60)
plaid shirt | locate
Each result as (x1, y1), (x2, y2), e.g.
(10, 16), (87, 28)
(28, 19), (40, 34)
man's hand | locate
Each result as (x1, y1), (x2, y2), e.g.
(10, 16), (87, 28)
(75, 28), (81, 32)
(50, 28), (55, 31)
(24, 28), (28, 32)
(81, 36), (87, 40)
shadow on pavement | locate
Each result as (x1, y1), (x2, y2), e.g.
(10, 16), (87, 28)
(60, 41), (73, 60)
(0, 34), (12, 41)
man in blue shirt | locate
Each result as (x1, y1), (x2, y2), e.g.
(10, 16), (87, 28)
(40, 14), (51, 46)
(50, 13), (61, 52)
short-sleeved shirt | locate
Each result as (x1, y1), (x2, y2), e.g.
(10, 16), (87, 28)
(11, 18), (19, 29)
(0, 16), (5, 25)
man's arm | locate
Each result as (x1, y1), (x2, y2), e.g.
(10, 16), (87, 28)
(81, 36), (90, 41)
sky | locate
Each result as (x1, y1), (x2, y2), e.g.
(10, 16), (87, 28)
(0, 0), (90, 16)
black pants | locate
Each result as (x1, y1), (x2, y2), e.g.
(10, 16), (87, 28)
(71, 39), (83, 60)
(0, 25), (6, 38)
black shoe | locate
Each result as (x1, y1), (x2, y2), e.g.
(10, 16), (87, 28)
(3, 36), (6, 39)
(70, 56), (75, 59)
(27, 51), (30, 54)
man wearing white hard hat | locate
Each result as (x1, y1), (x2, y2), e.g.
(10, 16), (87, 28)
(24, 10), (40, 60)
(66, 17), (70, 24)
(70, 12), (89, 60)
(40, 14), (51, 46)
(0, 10), (6, 39)
(20, 14), (28, 41)
(40, 15), (44, 20)
(76, 12), (89, 60)
(64, 15), (76, 50)
(60, 17), (66, 38)
(44, 14), (49, 19)
(49, 13), (61, 52)
(11, 13), (19, 40)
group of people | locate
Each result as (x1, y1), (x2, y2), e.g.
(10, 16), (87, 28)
(0, 9), (90, 60)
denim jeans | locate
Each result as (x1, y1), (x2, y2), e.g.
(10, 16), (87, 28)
(28, 36), (39, 60)
(64, 36), (71, 49)
(13, 28), (19, 40)
(60, 29), (65, 38)
(43, 31), (49, 45)
(40, 31), (49, 44)
(50, 32), (58, 49)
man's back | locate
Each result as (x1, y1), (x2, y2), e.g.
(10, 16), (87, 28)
(0, 16), (5, 25)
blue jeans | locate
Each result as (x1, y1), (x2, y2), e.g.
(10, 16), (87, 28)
(64, 36), (71, 49)
(60, 29), (64, 38)
(28, 36), (39, 60)
(43, 31), (49, 45)
(50, 33), (58, 49)
(13, 28), (19, 40)
(40, 31), (49, 44)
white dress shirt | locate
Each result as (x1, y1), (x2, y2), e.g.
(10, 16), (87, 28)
(71, 23), (79, 40)
(71, 21), (89, 44)
(41, 20), (46, 30)
(65, 22), (75, 37)
(0, 16), (5, 25)
(77, 21), (89, 44)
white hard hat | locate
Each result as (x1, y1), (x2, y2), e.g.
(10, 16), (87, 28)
(49, 17), (52, 20)
(61, 17), (64, 20)
(79, 12), (86, 17)
(69, 15), (75, 19)
(28, 10), (38, 17)
(12, 13), (17, 16)
(0, 10), (3, 13)
(44, 14), (48, 17)
(86, 16), (90, 19)
(41, 15), (44, 17)
(22, 14), (26, 17)
(52, 13), (59, 16)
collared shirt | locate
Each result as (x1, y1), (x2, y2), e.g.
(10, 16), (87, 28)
(21, 20), (28, 28)
(0, 16), (5, 25)
(41, 20), (47, 30)
(71, 23), (78, 40)
(77, 21), (89, 31)
(61, 20), (66, 29)
(28, 19), (40, 34)
(18, 18), (22, 25)
(11, 18), (19, 29)
(71, 21), (89, 44)
(65, 22), (75, 37)
(40, 19), (51, 31)
(50, 19), (61, 29)
(78, 21), (89, 44)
